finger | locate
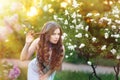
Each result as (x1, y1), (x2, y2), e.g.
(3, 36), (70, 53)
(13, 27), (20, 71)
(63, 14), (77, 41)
(31, 30), (34, 35)
(27, 30), (34, 35)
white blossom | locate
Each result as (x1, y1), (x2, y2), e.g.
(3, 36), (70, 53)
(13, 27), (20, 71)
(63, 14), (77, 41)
(105, 28), (109, 31)
(65, 10), (69, 15)
(85, 34), (89, 38)
(115, 20), (120, 24)
(64, 20), (68, 25)
(107, 19), (112, 25)
(115, 39), (118, 42)
(62, 33), (67, 40)
(68, 45), (76, 50)
(87, 61), (92, 65)
(70, 25), (74, 29)
(104, 32), (109, 39)
(43, 5), (48, 11)
(94, 13), (100, 16)
(58, 18), (63, 21)
(115, 34), (120, 38)
(70, 53), (73, 56)
(112, 6), (120, 14)
(79, 43), (85, 48)
(112, 34), (120, 38)
(71, 12), (76, 18)
(65, 55), (69, 58)
(101, 45), (106, 50)
(53, 15), (57, 20)
(85, 25), (89, 31)
(114, 14), (119, 18)
(77, 14), (82, 18)
(86, 13), (92, 17)
(72, 0), (79, 8)
(116, 55), (120, 59)
(72, 19), (76, 24)
(68, 45), (77, 51)
(99, 17), (112, 25)
(76, 24), (84, 30)
(92, 37), (96, 42)
(111, 25), (116, 29)
(76, 29), (78, 32)
(110, 48), (116, 55)
(75, 33), (82, 38)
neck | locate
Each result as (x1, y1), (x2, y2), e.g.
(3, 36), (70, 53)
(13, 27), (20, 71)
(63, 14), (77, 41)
(49, 42), (56, 48)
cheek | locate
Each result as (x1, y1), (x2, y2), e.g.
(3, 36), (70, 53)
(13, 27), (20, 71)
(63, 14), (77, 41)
(50, 36), (54, 41)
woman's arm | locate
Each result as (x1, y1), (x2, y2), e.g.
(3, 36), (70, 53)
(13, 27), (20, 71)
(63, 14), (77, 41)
(20, 31), (39, 61)
(20, 38), (39, 61)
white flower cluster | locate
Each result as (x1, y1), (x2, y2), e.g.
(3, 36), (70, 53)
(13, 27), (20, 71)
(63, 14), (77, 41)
(87, 61), (92, 65)
(67, 43), (77, 51)
(75, 33), (82, 38)
(76, 23), (84, 30)
(79, 43), (85, 49)
(104, 32), (109, 39)
(86, 12), (100, 17)
(65, 52), (74, 59)
(72, 0), (79, 8)
(64, 20), (68, 25)
(111, 25), (116, 29)
(110, 48), (116, 55)
(112, 6), (120, 15)
(86, 13), (92, 17)
(116, 55), (120, 59)
(115, 20), (120, 24)
(92, 37), (96, 42)
(62, 33), (67, 40)
(111, 34), (120, 38)
(101, 45), (106, 50)
(99, 17), (112, 25)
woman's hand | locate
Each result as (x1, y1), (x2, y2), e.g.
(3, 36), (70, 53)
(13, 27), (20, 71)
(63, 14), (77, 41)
(40, 74), (49, 80)
(26, 30), (34, 43)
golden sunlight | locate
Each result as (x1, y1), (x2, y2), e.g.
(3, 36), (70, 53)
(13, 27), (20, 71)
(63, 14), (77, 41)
(27, 6), (38, 17)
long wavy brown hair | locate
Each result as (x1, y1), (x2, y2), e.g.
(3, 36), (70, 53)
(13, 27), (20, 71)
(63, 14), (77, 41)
(37, 21), (64, 74)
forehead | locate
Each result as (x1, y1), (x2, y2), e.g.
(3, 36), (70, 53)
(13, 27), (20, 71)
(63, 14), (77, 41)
(53, 28), (60, 33)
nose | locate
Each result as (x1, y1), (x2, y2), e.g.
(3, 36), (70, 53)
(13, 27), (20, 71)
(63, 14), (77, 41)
(55, 34), (59, 39)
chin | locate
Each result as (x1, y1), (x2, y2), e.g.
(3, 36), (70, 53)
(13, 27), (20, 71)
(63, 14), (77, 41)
(52, 41), (58, 44)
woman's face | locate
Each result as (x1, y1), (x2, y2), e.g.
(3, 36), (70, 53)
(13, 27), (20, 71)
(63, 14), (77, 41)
(49, 28), (60, 44)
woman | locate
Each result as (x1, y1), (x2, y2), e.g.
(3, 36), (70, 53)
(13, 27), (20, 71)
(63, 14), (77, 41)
(20, 21), (65, 80)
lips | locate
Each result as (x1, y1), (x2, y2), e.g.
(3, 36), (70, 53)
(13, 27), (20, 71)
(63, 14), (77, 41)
(54, 40), (58, 42)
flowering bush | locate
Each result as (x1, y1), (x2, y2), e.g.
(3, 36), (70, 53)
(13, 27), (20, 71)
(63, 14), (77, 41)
(53, 0), (120, 64)
(86, 4), (120, 59)
(54, 0), (99, 62)
(0, 60), (21, 80)
(8, 65), (21, 80)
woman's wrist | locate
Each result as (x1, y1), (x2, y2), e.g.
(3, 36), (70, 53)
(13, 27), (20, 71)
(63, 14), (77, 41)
(25, 42), (32, 45)
(24, 42), (32, 47)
